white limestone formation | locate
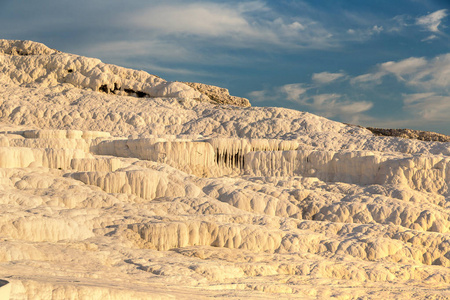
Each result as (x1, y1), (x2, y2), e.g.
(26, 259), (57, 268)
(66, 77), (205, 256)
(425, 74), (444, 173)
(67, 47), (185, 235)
(0, 40), (450, 299)
(0, 39), (206, 100)
(96, 138), (217, 177)
(244, 149), (450, 195)
(0, 280), (11, 300)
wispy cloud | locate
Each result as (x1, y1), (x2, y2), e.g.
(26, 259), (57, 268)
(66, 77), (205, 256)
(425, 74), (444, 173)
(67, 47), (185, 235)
(381, 57), (428, 78)
(351, 54), (450, 90)
(128, 2), (258, 38)
(68, 1), (448, 73)
(416, 9), (448, 33)
(343, 52), (450, 128)
(382, 10), (448, 42)
(249, 83), (309, 103)
(309, 93), (373, 122)
(312, 72), (346, 84)
(403, 93), (450, 121)
(344, 24), (387, 42)
(251, 50), (450, 126)
(279, 83), (308, 101)
(421, 34), (438, 42)
(372, 25), (384, 34)
(249, 83), (373, 123)
(247, 90), (272, 102)
(123, 1), (335, 50)
(84, 40), (192, 61)
(350, 72), (385, 85)
(387, 15), (410, 32)
(371, 57), (428, 84)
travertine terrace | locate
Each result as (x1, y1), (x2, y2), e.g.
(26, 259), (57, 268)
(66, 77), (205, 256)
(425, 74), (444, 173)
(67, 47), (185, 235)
(1, 40), (450, 299)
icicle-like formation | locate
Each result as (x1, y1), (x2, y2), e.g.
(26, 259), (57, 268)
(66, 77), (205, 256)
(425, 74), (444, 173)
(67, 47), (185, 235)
(205, 138), (301, 173)
(206, 138), (251, 172)
(68, 170), (168, 200)
(244, 150), (450, 195)
(129, 220), (283, 252)
(96, 138), (216, 177)
(67, 167), (200, 201)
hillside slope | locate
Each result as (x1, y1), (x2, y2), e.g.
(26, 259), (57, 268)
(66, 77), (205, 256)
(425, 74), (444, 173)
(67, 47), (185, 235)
(0, 40), (450, 299)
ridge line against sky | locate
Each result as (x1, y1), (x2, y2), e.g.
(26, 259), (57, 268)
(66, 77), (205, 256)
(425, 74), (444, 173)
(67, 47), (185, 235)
(1, 0), (449, 134)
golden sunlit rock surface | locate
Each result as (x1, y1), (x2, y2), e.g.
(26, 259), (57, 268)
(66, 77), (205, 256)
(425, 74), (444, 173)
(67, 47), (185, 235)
(1, 40), (450, 299)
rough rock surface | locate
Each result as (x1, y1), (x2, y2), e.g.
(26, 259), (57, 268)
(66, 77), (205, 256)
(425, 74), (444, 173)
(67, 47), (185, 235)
(1, 40), (450, 299)
(182, 82), (251, 107)
(367, 127), (450, 143)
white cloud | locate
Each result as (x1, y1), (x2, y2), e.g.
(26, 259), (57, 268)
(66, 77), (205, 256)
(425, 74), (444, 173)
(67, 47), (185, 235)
(251, 51), (450, 130)
(421, 34), (438, 42)
(250, 51), (450, 127)
(408, 54), (450, 89)
(403, 93), (450, 121)
(82, 37), (260, 68)
(385, 11), (448, 39)
(248, 84), (373, 123)
(279, 83), (308, 102)
(84, 40), (191, 61)
(388, 15), (410, 33)
(348, 54), (450, 126)
(372, 25), (383, 34)
(247, 90), (273, 102)
(341, 26), (382, 42)
(122, 1), (335, 50)
(312, 72), (345, 84)
(337, 101), (374, 115)
(351, 71), (385, 85)
(403, 92), (436, 105)
(380, 57), (428, 80)
(128, 2), (256, 38)
(310, 94), (373, 120)
(288, 21), (306, 31)
(351, 53), (450, 90)
(416, 9), (448, 32)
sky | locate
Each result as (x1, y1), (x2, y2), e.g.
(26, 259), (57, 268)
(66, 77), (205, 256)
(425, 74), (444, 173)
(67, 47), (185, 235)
(1, 0), (450, 134)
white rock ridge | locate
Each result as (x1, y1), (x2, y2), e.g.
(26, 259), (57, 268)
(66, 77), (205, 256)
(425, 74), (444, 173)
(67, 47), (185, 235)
(0, 40), (450, 299)
(0, 39), (206, 100)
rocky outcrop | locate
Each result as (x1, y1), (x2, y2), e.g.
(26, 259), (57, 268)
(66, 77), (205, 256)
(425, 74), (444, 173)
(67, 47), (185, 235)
(0, 40), (59, 56)
(182, 82), (251, 107)
(367, 127), (450, 142)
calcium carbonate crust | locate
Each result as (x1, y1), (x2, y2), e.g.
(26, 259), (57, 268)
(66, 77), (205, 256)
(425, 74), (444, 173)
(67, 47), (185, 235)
(0, 40), (450, 299)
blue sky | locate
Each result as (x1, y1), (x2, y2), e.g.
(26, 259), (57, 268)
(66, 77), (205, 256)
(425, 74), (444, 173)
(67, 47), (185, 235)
(1, 0), (450, 134)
